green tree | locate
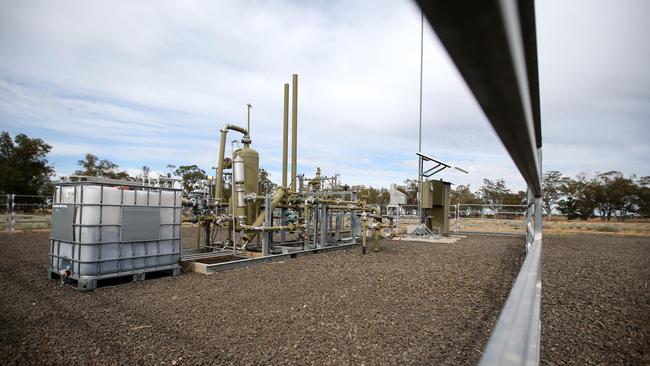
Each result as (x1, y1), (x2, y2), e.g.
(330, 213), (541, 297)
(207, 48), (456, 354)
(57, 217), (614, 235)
(174, 165), (206, 196)
(557, 175), (596, 220)
(0, 131), (54, 195)
(478, 178), (511, 217)
(502, 190), (527, 206)
(75, 153), (130, 180)
(542, 170), (563, 219)
(450, 184), (480, 205)
(166, 164), (176, 178)
(608, 173), (638, 221)
(401, 179), (419, 205)
(591, 171), (638, 221)
(636, 176), (650, 218)
(358, 187), (390, 205)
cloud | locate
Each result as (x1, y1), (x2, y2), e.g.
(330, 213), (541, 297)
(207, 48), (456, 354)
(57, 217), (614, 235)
(0, 0), (648, 194)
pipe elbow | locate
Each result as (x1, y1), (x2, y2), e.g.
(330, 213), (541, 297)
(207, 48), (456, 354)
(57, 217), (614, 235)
(221, 123), (249, 136)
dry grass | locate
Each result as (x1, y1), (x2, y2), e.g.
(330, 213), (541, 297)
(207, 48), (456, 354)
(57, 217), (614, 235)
(455, 217), (650, 236)
(395, 216), (650, 236)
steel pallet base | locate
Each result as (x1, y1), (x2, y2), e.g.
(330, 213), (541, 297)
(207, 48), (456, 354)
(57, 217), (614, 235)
(181, 243), (358, 274)
(48, 265), (181, 292)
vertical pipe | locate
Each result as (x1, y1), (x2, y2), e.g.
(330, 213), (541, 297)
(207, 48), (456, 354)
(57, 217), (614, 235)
(320, 204), (327, 247)
(215, 129), (228, 202)
(361, 218), (367, 255)
(204, 222), (210, 248)
(262, 194), (272, 256)
(350, 191), (358, 243)
(247, 104), (252, 136)
(282, 83), (289, 188)
(373, 228), (380, 252)
(291, 74), (298, 192)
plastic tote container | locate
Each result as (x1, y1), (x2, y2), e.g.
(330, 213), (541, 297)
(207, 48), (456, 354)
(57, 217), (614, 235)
(49, 179), (182, 286)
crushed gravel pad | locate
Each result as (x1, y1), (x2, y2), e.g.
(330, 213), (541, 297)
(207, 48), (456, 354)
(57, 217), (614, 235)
(542, 234), (650, 365)
(0, 231), (521, 365)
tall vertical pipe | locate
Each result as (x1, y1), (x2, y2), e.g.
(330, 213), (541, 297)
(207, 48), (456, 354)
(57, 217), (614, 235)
(282, 83), (289, 188)
(290, 74), (298, 192)
(247, 104), (252, 135)
(215, 129), (228, 201)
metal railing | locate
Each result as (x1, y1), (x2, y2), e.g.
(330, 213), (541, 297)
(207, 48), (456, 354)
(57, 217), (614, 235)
(418, 1), (543, 364)
(2, 194), (52, 231)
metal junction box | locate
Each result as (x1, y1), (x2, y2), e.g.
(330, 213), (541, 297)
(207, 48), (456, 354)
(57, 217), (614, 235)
(421, 180), (451, 235)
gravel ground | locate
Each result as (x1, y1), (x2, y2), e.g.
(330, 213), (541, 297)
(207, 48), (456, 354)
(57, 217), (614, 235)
(542, 234), (650, 365)
(0, 230), (521, 365)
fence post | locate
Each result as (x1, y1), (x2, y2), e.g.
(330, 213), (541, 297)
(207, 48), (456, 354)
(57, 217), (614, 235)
(9, 194), (15, 232)
(4, 194), (8, 231)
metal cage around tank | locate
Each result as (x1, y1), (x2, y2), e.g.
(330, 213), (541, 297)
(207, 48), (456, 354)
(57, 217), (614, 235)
(49, 178), (182, 289)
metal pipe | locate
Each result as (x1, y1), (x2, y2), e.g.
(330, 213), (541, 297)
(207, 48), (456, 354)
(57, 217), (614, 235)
(247, 104), (252, 136)
(215, 130), (227, 201)
(215, 124), (249, 202)
(313, 199), (359, 205)
(361, 217), (367, 255)
(282, 83), (289, 188)
(240, 223), (305, 232)
(291, 74), (298, 192)
(241, 187), (286, 243)
(373, 227), (380, 252)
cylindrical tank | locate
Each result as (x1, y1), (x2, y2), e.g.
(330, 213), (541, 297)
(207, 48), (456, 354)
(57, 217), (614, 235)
(234, 144), (260, 224)
(232, 155), (247, 222)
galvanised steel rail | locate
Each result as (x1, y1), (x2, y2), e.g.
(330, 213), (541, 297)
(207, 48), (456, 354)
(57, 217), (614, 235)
(416, 1), (543, 365)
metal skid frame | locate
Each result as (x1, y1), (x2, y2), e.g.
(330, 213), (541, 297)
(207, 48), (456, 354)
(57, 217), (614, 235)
(182, 189), (362, 272)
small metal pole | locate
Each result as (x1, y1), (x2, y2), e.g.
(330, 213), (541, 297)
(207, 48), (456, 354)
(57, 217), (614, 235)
(196, 223), (201, 249)
(204, 221), (210, 248)
(280, 208), (286, 243)
(319, 204), (327, 248)
(246, 103), (252, 136)
(534, 197), (542, 240)
(455, 203), (460, 233)
(4, 194), (9, 231)
(361, 218), (367, 255)
(525, 188), (534, 250)
(312, 208), (318, 248)
(373, 228), (380, 252)
(304, 221), (310, 250)
(262, 194), (272, 256)
(350, 191), (358, 243)
(9, 194), (15, 232)
(335, 212), (342, 242)
(232, 140), (238, 254)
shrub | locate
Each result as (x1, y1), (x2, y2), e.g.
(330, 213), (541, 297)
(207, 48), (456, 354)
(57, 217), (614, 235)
(597, 225), (621, 233)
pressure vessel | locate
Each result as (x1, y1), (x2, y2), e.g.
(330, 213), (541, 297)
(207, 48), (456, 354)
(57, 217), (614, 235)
(234, 145), (260, 224)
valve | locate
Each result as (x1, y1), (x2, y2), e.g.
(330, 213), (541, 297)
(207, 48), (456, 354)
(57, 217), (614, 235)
(244, 192), (258, 203)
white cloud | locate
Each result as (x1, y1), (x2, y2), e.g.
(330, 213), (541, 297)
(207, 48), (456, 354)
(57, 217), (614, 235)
(0, 0), (648, 194)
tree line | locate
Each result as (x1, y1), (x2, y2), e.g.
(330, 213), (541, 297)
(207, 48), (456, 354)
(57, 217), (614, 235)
(542, 170), (649, 221)
(356, 173), (650, 221)
(0, 131), (277, 197)
(1, 131), (648, 220)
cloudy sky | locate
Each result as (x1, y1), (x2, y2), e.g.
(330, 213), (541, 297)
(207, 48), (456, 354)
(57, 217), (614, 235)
(1, 0), (648, 192)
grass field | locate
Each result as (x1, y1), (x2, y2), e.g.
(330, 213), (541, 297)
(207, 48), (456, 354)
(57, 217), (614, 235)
(395, 217), (650, 236)
(458, 217), (650, 236)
